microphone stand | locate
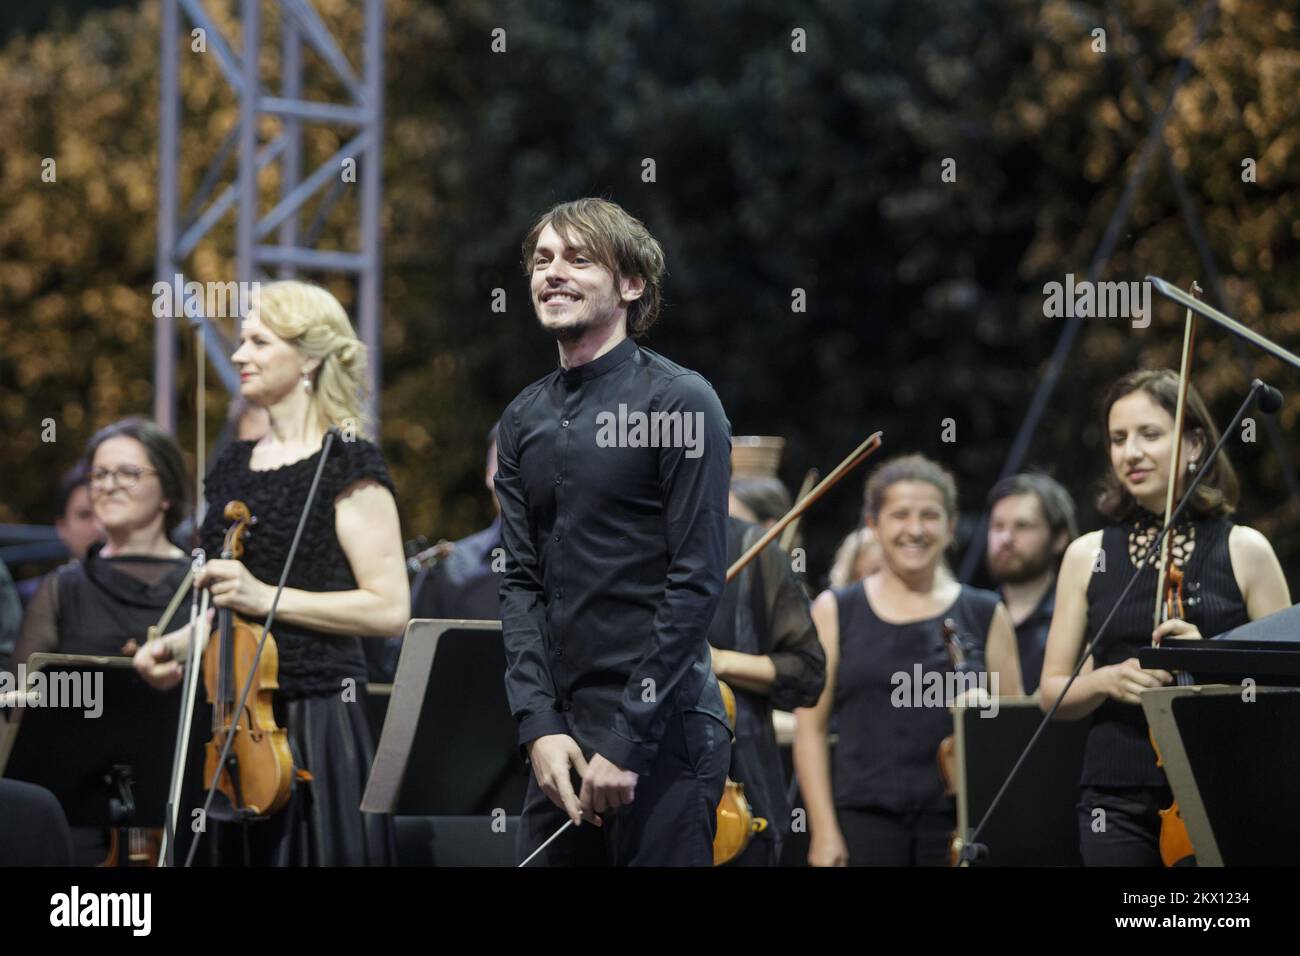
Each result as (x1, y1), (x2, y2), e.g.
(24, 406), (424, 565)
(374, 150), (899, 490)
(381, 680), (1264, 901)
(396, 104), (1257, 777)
(960, 380), (1274, 865)
(183, 426), (341, 867)
(1147, 275), (1300, 372)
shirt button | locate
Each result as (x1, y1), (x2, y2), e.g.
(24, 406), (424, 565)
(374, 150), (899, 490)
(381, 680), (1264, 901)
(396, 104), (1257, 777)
(554, 589), (563, 599)
(554, 475), (562, 485)
(561, 419), (570, 428)
(553, 534), (561, 542)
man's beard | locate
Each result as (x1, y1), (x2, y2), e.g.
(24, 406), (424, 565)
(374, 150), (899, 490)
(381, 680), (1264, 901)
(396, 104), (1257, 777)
(541, 314), (597, 343)
(989, 547), (1053, 585)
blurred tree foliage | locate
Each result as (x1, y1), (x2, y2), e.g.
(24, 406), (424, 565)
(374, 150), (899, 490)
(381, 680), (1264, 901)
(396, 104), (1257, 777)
(1, 0), (1298, 589)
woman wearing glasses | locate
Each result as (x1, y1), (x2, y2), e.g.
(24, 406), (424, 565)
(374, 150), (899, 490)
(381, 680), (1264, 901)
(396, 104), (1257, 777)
(132, 280), (408, 866)
(14, 417), (191, 669)
(12, 417), (191, 865)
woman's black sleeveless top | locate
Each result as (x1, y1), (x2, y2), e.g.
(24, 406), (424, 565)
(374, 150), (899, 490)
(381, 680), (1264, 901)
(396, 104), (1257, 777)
(1081, 513), (1247, 787)
(832, 582), (1000, 813)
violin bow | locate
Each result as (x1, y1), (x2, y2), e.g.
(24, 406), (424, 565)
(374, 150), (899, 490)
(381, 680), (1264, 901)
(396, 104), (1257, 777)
(778, 468), (820, 554)
(158, 555), (210, 867)
(1152, 282), (1201, 637)
(158, 307), (214, 865)
(726, 432), (883, 584)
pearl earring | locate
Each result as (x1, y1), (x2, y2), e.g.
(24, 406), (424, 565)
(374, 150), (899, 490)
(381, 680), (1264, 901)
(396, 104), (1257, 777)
(302, 372), (312, 393)
(1187, 460), (1198, 474)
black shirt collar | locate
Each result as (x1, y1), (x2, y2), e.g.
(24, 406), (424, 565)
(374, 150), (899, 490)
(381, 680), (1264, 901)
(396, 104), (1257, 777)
(558, 336), (638, 387)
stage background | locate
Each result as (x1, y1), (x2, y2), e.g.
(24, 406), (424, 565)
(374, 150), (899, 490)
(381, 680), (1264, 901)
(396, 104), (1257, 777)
(1, 0), (1298, 593)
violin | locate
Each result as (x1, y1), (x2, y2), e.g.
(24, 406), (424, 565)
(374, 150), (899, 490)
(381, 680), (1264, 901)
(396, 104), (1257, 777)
(936, 618), (964, 866)
(202, 501), (294, 817)
(1148, 282), (1201, 867)
(1150, 560), (1194, 866)
(1149, 720), (1194, 866)
(100, 828), (163, 867)
(712, 679), (768, 866)
(711, 433), (882, 866)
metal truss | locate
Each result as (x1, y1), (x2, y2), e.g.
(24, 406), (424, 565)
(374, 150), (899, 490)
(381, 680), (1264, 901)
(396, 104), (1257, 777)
(153, 0), (385, 433)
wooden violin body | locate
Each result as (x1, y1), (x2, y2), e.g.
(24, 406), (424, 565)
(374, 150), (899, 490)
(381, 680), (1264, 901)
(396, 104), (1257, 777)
(712, 679), (768, 866)
(714, 780), (768, 866)
(1148, 729), (1194, 865)
(100, 828), (163, 867)
(203, 501), (293, 818)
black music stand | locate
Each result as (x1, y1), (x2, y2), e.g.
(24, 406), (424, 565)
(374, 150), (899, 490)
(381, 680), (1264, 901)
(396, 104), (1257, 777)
(363, 682), (393, 744)
(1214, 603), (1300, 644)
(1142, 685), (1300, 865)
(1140, 639), (1300, 688)
(362, 620), (528, 865)
(1138, 612), (1300, 865)
(954, 698), (1089, 865)
(0, 653), (199, 866)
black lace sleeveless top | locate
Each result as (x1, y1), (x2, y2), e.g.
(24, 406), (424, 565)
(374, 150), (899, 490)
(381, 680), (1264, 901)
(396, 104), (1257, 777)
(831, 582), (1000, 814)
(198, 438), (396, 700)
(1081, 512), (1247, 787)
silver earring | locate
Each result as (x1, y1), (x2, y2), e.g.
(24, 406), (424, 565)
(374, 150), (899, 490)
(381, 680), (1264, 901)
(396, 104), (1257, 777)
(1188, 460), (1198, 474)
(302, 372), (312, 393)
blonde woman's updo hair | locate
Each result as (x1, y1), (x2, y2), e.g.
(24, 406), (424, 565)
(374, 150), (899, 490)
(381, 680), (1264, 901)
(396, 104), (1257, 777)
(249, 280), (369, 436)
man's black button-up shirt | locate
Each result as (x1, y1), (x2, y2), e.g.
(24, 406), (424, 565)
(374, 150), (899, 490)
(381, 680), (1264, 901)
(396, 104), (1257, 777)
(497, 336), (732, 775)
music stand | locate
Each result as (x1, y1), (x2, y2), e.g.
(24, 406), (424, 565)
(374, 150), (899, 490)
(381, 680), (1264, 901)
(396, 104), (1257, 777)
(1142, 685), (1300, 866)
(363, 619), (527, 817)
(0, 653), (193, 866)
(954, 697), (1089, 865)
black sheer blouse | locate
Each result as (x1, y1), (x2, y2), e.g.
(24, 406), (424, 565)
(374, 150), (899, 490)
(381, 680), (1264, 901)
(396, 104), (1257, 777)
(14, 545), (191, 666)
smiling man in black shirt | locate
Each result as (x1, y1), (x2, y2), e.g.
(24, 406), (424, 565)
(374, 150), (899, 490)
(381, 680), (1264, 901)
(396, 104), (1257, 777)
(498, 198), (732, 866)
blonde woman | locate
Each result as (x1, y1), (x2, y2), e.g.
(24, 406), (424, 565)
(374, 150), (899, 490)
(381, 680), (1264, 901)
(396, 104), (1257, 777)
(134, 280), (409, 866)
(828, 526), (883, 588)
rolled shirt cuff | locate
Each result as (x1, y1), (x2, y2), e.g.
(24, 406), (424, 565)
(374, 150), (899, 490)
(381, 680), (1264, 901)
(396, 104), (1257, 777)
(517, 710), (572, 760)
(586, 726), (657, 776)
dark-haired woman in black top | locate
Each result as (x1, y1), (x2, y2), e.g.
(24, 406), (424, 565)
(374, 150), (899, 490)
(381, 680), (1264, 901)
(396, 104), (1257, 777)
(16, 418), (191, 670)
(14, 417), (192, 864)
(795, 454), (1023, 866)
(133, 281), (409, 866)
(1041, 369), (1290, 866)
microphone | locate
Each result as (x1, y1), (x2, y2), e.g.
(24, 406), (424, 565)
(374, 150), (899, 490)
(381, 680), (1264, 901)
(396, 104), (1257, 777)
(1252, 379), (1283, 414)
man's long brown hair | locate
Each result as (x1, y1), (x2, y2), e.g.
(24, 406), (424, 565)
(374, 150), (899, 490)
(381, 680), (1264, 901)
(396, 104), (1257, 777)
(521, 198), (666, 337)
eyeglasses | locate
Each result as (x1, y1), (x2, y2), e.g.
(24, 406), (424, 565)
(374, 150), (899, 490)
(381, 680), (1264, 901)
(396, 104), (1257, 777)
(88, 466), (158, 489)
